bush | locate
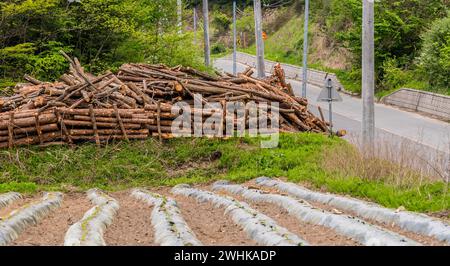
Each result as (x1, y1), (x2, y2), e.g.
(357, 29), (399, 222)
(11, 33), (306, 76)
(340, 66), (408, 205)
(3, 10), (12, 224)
(418, 14), (450, 89)
(30, 42), (71, 81)
(236, 7), (255, 41)
(0, 0), (202, 84)
(0, 43), (36, 80)
(211, 43), (227, 54)
(212, 11), (232, 34)
(0, 41), (70, 82)
(381, 58), (413, 91)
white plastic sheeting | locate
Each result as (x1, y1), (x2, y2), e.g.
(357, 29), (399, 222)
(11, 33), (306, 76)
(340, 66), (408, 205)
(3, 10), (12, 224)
(213, 181), (420, 246)
(132, 189), (202, 246)
(172, 184), (308, 246)
(256, 177), (450, 244)
(0, 192), (63, 246)
(0, 192), (22, 209)
(64, 189), (119, 246)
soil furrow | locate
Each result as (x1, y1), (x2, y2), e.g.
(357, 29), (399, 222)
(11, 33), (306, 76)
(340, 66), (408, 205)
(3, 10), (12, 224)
(215, 189), (359, 246)
(249, 181), (447, 246)
(305, 199), (447, 246)
(167, 190), (258, 246)
(103, 191), (155, 246)
(11, 193), (89, 246)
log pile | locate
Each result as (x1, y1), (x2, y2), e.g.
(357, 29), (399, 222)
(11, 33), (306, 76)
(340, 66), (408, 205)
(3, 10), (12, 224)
(0, 52), (330, 148)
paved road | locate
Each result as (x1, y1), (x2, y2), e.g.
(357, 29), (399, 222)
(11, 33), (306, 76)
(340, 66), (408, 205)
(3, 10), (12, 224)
(214, 58), (449, 175)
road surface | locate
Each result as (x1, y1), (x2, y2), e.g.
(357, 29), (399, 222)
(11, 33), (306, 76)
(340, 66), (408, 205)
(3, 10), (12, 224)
(214, 57), (449, 176)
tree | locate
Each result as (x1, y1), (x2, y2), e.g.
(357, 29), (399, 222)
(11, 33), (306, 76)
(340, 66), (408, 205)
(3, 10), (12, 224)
(418, 14), (450, 89)
(0, 0), (204, 87)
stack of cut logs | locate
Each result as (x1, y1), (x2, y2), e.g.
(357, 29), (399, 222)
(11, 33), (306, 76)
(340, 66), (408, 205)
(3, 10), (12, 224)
(0, 52), (330, 148)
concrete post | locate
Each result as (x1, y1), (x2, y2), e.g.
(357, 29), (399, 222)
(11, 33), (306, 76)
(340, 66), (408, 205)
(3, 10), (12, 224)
(177, 0), (182, 34)
(202, 0), (211, 67)
(233, 0), (237, 76)
(254, 0), (265, 78)
(362, 0), (375, 150)
(302, 0), (309, 98)
(193, 6), (198, 45)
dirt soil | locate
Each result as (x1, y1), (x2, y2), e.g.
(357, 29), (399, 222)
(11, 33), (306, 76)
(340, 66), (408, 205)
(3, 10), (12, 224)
(104, 191), (155, 246)
(12, 193), (90, 246)
(2, 184), (448, 246)
(248, 181), (448, 246)
(215, 190), (359, 246)
(167, 189), (258, 246)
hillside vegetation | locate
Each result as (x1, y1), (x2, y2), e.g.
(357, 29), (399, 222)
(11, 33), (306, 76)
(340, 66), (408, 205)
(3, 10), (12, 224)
(0, 0), (204, 91)
(1, 0), (448, 96)
(209, 0), (450, 96)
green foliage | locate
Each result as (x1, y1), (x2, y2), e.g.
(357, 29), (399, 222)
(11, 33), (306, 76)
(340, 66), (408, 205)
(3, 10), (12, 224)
(418, 14), (450, 90)
(29, 42), (71, 81)
(236, 7), (255, 41)
(0, 42), (70, 82)
(0, 43), (36, 80)
(325, 0), (448, 69)
(239, 0), (448, 95)
(211, 43), (227, 54)
(0, 0), (202, 86)
(380, 58), (414, 91)
(212, 11), (232, 34)
(320, 0), (449, 93)
(0, 134), (447, 212)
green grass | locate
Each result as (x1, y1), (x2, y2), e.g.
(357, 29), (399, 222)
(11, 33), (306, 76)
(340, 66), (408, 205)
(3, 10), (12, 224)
(0, 133), (448, 213)
(244, 16), (305, 66)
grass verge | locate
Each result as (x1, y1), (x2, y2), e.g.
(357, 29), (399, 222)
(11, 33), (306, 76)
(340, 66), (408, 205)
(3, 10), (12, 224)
(0, 133), (448, 214)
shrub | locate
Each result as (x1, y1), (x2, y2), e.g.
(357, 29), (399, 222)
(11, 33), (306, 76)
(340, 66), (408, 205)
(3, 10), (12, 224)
(212, 11), (232, 34)
(418, 14), (450, 89)
(211, 43), (227, 54)
(381, 58), (413, 91)
(0, 42), (71, 82)
(30, 42), (71, 81)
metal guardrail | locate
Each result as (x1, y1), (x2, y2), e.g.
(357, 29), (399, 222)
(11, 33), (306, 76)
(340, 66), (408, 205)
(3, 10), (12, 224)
(381, 88), (450, 121)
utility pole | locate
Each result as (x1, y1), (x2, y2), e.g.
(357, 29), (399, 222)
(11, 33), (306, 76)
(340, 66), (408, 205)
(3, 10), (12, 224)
(202, 0), (211, 67)
(233, 0), (237, 76)
(362, 0), (375, 150)
(302, 0), (309, 98)
(193, 6), (198, 46)
(177, 0), (182, 34)
(254, 0), (265, 78)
